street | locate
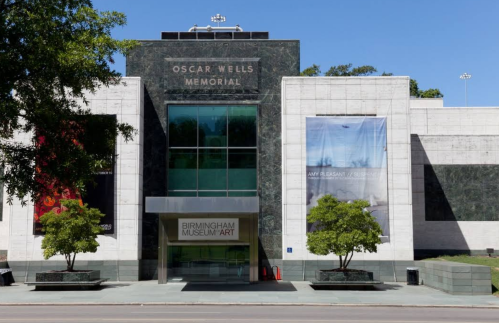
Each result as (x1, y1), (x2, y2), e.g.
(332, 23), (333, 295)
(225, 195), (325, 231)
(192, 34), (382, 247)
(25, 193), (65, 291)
(0, 305), (498, 323)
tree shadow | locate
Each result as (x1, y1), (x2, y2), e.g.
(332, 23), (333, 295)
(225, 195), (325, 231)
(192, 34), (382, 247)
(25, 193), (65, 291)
(181, 281), (297, 292)
(310, 283), (403, 291)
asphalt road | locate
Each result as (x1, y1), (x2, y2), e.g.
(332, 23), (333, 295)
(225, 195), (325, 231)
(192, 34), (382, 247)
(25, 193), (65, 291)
(0, 305), (498, 323)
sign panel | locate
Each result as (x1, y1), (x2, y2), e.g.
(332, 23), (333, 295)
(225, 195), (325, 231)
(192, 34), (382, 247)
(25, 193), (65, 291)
(178, 218), (239, 240)
(306, 117), (389, 235)
(165, 58), (259, 91)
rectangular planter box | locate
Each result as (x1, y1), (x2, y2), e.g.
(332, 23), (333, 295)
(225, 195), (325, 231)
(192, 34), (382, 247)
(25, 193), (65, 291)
(316, 270), (373, 282)
(36, 270), (100, 282)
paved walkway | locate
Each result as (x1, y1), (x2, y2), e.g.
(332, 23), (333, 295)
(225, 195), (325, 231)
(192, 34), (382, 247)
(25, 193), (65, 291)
(1, 281), (499, 308)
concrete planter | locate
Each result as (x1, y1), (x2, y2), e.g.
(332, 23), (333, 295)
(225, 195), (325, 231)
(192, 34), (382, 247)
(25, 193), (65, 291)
(35, 270), (100, 282)
(316, 270), (374, 282)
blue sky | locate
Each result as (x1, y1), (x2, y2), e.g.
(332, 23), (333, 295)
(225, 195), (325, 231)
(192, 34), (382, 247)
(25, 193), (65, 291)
(93, 0), (499, 107)
(306, 117), (387, 168)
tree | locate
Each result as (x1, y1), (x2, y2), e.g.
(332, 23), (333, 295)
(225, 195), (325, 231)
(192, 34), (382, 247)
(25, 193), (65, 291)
(419, 88), (443, 98)
(306, 195), (382, 270)
(410, 79), (443, 98)
(325, 63), (377, 76)
(40, 199), (104, 271)
(410, 79), (420, 97)
(300, 64), (321, 77)
(0, 0), (138, 205)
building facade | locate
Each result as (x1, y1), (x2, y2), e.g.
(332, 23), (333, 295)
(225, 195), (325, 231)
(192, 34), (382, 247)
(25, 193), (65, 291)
(1, 29), (498, 283)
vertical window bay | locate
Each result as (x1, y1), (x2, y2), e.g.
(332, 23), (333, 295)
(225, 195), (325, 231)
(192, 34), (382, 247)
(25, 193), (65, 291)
(169, 106), (198, 147)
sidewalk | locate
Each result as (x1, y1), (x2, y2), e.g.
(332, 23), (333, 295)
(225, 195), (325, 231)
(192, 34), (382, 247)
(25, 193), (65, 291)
(1, 281), (499, 308)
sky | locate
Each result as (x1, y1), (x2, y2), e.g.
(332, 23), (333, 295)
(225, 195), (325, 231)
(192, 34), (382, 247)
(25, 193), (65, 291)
(93, 0), (499, 107)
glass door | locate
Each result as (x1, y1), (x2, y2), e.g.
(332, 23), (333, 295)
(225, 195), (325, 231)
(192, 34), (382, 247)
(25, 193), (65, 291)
(167, 245), (250, 283)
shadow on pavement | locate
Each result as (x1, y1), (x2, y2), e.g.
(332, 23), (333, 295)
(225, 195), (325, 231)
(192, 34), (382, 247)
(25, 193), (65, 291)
(311, 283), (403, 291)
(181, 281), (297, 292)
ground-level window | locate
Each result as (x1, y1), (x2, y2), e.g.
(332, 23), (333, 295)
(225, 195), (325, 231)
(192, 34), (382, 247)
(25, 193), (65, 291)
(167, 105), (257, 197)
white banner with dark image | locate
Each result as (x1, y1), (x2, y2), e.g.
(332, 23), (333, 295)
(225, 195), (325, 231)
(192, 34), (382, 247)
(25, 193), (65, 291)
(306, 117), (389, 235)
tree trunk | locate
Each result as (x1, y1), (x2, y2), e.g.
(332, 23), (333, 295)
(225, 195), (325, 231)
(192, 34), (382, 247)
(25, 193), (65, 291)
(70, 253), (76, 272)
(339, 255), (343, 269)
(65, 254), (72, 272)
(345, 252), (354, 269)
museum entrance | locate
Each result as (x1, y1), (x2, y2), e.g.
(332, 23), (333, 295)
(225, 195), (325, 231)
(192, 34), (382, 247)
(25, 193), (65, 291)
(167, 245), (250, 283)
(149, 197), (259, 284)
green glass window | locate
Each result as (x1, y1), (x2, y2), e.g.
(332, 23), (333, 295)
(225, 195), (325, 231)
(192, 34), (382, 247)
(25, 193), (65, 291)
(228, 106), (257, 147)
(228, 191), (257, 197)
(169, 106), (198, 147)
(168, 105), (257, 197)
(199, 106), (227, 147)
(228, 149), (257, 190)
(198, 191), (227, 197)
(167, 191), (197, 197)
(168, 149), (197, 190)
(198, 149), (226, 190)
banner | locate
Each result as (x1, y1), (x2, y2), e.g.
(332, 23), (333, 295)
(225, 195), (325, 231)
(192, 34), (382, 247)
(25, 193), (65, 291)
(33, 115), (116, 235)
(306, 117), (389, 235)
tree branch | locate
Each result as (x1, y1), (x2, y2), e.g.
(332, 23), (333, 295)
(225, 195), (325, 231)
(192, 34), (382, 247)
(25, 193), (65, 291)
(345, 252), (354, 268)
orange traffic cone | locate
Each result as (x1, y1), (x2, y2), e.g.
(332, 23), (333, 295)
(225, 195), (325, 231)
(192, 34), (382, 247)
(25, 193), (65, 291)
(262, 266), (267, 281)
(276, 266), (282, 280)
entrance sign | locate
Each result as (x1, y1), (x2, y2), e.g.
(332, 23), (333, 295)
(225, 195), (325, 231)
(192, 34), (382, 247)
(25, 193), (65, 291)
(178, 218), (239, 240)
(306, 117), (389, 235)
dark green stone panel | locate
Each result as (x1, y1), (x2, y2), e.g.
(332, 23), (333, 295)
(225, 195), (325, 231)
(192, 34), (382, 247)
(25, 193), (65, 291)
(127, 39), (300, 261)
(425, 164), (499, 221)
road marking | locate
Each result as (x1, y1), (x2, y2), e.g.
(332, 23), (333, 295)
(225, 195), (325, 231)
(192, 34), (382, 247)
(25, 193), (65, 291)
(130, 312), (222, 314)
(0, 319), (495, 322)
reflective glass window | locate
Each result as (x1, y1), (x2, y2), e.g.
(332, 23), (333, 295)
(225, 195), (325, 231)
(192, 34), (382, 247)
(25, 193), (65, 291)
(167, 191), (197, 197)
(199, 106), (227, 147)
(228, 149), (257, 190)
(168, 149), (197, 190)
(228, 191), (257, 197)
(198, 191), (227, 197)
(198, 149), (227, 190)
(228, 106), (257, 147)
(169, 106), (197, 147)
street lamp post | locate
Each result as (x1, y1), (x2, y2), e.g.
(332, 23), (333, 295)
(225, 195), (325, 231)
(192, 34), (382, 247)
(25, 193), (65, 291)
(460, 72), (472, 107)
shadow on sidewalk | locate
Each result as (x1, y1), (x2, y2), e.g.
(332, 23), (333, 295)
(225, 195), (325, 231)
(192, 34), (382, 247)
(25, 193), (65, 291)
(181, 281), (297, 292)
(311, 283), (403, 291)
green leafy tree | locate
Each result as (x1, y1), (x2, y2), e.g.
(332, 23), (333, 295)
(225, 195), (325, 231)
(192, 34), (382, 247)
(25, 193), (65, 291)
(300, 64), (321, 77)
(410, 79), (443, 98)
(0, 0), (138, 205)
(325, 63), (377, 76)
(306, 195), (382, 270)
(40, 199), (104, 271)
(410, 79), (420, 97)
(419, 88), (443, 98)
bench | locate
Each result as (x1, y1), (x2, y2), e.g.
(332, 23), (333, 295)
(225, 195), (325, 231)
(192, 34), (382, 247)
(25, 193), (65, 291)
(25, 278), (109, 291)
(311, 280), (383, 290)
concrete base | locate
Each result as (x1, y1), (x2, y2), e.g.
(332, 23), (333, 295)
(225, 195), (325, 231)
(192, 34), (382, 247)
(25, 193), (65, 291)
(276, 260), (415, 282)
(417, 260), (492, 295)
(5, 260), (140, 282)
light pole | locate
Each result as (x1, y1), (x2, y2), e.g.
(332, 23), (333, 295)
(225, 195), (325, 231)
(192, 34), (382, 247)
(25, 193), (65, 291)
(460, 72), (472, 107)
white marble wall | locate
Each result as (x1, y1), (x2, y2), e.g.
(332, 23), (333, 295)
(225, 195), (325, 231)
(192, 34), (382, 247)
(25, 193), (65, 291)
(282, 77), (414, 261)
(411, 106), (499, 251)
(0, 77), (144, 261)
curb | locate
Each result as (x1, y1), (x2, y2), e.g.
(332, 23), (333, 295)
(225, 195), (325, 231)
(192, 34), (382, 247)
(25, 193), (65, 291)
(1, 302), (499, 309)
